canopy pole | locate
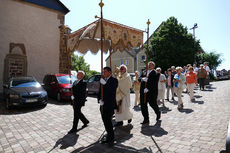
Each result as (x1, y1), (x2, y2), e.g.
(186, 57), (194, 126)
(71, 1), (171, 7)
(109, 50), (112, 68)
(144, 19), (150, 104)
(99, 0), (104, 113)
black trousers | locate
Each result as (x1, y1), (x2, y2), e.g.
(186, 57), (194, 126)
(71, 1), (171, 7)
(72, 104), (89, 130)
(140, 92), (160, 121)
(199, 78), (205, 90)
(101, 109), (114, 140)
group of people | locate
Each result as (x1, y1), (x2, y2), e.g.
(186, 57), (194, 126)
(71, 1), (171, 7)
(67, 61), (211, 144)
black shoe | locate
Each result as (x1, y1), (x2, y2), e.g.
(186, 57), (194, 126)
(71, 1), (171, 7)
(100, 136), (114, 144)
(140, 120), (149, 124)
(68, 129), (77, 134)
(128, 119), (132, 124)
(165, 98), (169, 101)
(101, 138), (114, 144)
(82, 120), (89, 128)
(171, 98), (175, 101)
(156, 112), (161, 121)
(114, 121), (123, 127)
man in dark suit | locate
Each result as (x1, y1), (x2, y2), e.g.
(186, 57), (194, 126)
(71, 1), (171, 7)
(140, 61), (161, 124)
(98, 67), (118, 144)
(68, 71), (89, 134)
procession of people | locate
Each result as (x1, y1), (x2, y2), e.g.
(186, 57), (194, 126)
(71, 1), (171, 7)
(68, 61), (211, 144)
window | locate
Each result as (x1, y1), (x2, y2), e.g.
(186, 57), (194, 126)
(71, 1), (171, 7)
(88, 76), (95, 83)
(120, 59), (123, 65)
(95, 75), (101, 81)
(125, 59), (129, 65)
(141, 55), (146, 61)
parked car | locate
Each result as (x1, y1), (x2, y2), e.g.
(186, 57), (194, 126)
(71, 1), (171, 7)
(43, 74), (77, 101)
(87, 74), (101, 94)
(129, 73), (135, 93)
(87, 73), (135, 94)
(3, 76), (48, 109)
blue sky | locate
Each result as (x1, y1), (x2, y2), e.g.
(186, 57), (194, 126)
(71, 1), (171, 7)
(61, 0), (230, 72)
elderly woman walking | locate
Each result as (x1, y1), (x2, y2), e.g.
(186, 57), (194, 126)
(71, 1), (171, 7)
(114, 64), (133, 126)
(197, 64), (207, 90)
(186, 66), (197, 101)
(174, 67), (186, 110)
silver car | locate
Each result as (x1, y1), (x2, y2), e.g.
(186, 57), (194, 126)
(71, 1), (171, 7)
(87, 75), (101, 94)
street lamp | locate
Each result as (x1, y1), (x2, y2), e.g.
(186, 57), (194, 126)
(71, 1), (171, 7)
(190, 23), (198, 63)
(190, 23), (198, 39)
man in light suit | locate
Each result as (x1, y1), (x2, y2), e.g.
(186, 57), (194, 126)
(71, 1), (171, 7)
(98, 67), (118, 144)
(68, 71), (89, 134)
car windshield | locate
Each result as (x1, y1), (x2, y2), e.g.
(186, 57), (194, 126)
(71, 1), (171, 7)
(57, 75), (77, 84)
(10, 78), (40, 88)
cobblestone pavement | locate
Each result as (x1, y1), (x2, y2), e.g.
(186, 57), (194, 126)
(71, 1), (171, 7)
(0, 80), (230, 153)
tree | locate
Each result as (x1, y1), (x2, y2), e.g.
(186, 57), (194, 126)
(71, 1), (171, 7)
(148, 16), (201, 71)
(196, 51), (222, 70)
(72, 55), (99, 80)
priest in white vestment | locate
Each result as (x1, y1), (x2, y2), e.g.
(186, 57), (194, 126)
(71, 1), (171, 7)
(114, 64), (133, 126)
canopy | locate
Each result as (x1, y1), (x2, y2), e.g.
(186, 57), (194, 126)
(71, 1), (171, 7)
(67, 19), (144, 54)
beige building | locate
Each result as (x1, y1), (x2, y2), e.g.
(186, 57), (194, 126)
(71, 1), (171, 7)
(106, 23), (164, 74)
(106, 49), (146, 74)
(0, 0), (69, 91)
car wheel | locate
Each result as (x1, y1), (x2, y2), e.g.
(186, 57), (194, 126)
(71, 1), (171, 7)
(6, 98), (12, 110)
(42, 103), (47, 108)
(57, 92), (62, 102)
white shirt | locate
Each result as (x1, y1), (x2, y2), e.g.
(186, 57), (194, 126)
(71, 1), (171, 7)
(204, 65), (210, 75)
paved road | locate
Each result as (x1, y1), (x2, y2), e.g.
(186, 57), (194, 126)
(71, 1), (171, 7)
(0, 80), (230, 153)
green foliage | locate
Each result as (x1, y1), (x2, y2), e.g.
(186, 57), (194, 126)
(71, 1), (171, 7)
(196, 52), (222, 70)
(148, 16), (201, 71)
(71, 55), (99, 80)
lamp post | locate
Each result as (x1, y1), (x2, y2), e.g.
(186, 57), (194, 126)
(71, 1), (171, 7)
(190, 23), (198, 63)
(190, 23), (198, 40)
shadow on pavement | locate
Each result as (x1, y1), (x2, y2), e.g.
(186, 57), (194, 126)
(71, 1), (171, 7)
(191, 100), (204, 104)
(194, 95), (202, 98)
(48, 98), (71, 105)
(141, 120), (168, 137)
(205, 83), (216, 89)
(133, 106), (141, 111)
(114, 124), (133, 142)
(0, 101), (46, 115)
(71, 124), (153, 153)
(140, 121), (167, 153)
(178, 108), (194, 114)
(48, 133), (79, 152)
(151, 136), (163, 153)
(159, 106), (172, 114)
(202, 89), (214, 92)
(72, 141), (153, 153)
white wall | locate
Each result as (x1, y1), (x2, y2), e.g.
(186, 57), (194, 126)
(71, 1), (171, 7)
(0, 0), (62, 90)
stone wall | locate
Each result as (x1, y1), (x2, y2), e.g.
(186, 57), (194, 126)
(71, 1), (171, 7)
(0, 0), (63, 91)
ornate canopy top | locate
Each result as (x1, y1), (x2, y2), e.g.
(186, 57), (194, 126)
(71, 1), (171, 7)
(67, 19), (144, 54)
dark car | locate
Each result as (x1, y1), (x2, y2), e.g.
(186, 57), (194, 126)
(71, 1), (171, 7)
(87, 74), (101, 94)
(3, 76), (48, 109)
(43, 74), (80, 101)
